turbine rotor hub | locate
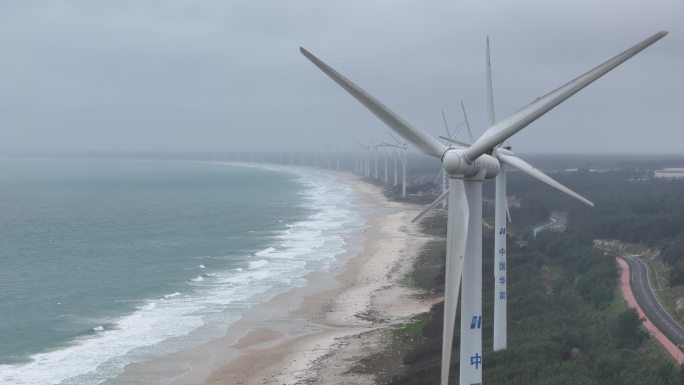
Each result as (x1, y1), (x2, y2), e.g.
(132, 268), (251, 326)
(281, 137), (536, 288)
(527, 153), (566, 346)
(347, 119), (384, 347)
(443, 148), (500, 179)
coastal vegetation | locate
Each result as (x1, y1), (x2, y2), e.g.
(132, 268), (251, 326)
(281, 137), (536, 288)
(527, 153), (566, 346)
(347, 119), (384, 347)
(364, 162), (684, 384)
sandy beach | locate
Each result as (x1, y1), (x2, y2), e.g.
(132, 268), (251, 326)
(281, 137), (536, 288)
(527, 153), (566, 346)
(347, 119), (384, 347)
(142, 172), (439, 385)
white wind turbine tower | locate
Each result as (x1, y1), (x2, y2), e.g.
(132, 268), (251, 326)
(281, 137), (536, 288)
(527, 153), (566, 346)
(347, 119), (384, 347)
(382, 134), (400, 186)
(382, 134), (403, 186)
(353, 140), (367, 175)
(386, 133), (408, 198)
(373, 143), (393, 184)
(383, 145), (389, 183)
(356, 141), (373, 177)
(393, 145), (398, 186)
(383, 140), (408, 197)
(301, 31), (666, 385)
(373, 145), (379, 179)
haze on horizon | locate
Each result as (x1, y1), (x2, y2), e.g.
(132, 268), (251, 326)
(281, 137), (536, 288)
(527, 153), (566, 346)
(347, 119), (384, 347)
(0, 1), (681, 155)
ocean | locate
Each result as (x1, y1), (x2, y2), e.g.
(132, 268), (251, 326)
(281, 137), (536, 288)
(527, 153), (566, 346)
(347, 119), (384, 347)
(0, 158), (362, 385)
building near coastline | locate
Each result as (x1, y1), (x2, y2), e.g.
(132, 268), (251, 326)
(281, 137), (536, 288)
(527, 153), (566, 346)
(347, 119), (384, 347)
(654, 168), (684, 179)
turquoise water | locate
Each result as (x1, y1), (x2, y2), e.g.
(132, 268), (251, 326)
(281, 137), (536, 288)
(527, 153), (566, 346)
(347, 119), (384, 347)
(0, 158), (361, 385)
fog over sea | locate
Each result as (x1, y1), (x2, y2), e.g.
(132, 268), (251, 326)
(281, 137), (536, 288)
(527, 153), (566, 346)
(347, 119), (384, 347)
(0, 158), (362, 385)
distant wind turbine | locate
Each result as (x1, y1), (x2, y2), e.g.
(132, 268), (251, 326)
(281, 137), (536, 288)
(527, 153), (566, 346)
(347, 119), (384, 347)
(384, 134), (408, 198)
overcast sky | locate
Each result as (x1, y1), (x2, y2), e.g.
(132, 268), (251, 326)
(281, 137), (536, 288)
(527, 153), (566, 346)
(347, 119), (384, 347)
(0, 0), (681, 155)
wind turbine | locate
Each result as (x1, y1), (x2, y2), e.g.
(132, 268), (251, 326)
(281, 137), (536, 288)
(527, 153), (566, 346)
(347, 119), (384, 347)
(382, 134), (400, 186)
(383, 141), (408, 197)
(355, 140), (374, 178)
(301, 31), (666, 385)
(373, 143), (394, 184)
(353, 140), (366, 175)
(437, 39), (599, 353)
(488, 38), (594, 351)
(387, 133), (408, 198)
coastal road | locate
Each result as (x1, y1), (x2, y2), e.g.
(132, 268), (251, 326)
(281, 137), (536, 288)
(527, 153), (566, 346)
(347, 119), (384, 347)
(623, 255), (684, 348)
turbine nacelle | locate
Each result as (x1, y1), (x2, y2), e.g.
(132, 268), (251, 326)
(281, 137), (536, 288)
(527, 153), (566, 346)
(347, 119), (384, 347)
(443, 149), (500, 180)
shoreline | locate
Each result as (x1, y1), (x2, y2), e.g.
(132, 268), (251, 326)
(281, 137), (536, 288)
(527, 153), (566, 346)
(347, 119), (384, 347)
(195, 173), (435, 384)
(114, 170), (437, 384)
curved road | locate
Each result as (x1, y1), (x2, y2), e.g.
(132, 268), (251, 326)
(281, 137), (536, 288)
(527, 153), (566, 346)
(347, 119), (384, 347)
(532, 213), (567, 238)
(623, 255), (684, 348)
(532, 217), (558, 237)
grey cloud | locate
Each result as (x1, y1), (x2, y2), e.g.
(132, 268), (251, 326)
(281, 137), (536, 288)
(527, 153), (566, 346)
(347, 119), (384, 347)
(0, 0), (681, 154)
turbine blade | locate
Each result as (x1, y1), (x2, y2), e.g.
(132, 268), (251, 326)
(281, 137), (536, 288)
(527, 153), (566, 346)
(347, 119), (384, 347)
(498, 154), (594, 207)
(464, 31), (668, 161)
(506, 198), (512, 223)
(411, 188), (449, 223)
(433, 167), (445, 186)
(442, 178), (469, 385)
(388, 132), (402, 145)
(486, 37), (497, 127)
(451, 120), (465, 139)
(381, 142), (404, 149)
(300, 47), (447, 158)
(438, 136), (471, 147)
(460, 100), (475, 143)
(441, 109), (452, 139)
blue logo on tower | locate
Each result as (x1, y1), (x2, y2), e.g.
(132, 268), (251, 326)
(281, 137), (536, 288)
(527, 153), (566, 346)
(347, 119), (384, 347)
(470, 353), (482, 369)
(470, 315), (482, 329)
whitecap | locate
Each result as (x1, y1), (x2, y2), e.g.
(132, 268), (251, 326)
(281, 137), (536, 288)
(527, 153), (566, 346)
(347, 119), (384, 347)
(248, 260), (269, 269)
(254, 247), (275, 257)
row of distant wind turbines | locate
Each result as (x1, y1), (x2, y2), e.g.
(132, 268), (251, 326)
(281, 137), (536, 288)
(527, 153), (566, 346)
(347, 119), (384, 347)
(235, 149), (341, 169)
(354, 135), (408, 197)
(231, 141), (410, 197)
(300, 30), (667, 385)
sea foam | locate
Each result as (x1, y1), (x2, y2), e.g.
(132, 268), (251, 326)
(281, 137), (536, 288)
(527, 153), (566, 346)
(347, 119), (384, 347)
(248, 259), (269, 269)
(0, 165), (362, 385)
